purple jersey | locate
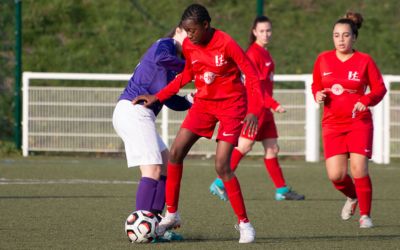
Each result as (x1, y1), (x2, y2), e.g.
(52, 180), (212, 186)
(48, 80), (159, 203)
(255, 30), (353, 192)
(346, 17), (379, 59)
(119, 38), (185, 114)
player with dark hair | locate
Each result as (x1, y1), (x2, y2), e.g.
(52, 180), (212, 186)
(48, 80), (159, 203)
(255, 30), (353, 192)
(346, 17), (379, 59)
(312, 12), (386, 228)
(209, 16), (305, 202)
(133, 3), (266, 243)
(112, 24), (190, 241)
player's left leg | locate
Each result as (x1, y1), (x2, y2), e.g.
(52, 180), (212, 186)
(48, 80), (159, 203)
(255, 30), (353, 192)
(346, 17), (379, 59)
(262, 138), (305, 201)
(350, 153), (373, 228)
(216, 140), (255, 243)
(209, 137), (255, 201)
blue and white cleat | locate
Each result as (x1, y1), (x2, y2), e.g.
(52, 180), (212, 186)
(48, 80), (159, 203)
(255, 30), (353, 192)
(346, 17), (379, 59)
(275, 186), (305, 201)
(209, 178), (228, 201)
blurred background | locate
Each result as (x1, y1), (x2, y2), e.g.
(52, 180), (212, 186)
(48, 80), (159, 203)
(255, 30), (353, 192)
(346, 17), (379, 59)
(1, 0), (399, 156)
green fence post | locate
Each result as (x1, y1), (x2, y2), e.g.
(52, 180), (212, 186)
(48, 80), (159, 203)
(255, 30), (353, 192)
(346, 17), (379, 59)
(14, 0), (22, 149)
(257, 0), (264, 16)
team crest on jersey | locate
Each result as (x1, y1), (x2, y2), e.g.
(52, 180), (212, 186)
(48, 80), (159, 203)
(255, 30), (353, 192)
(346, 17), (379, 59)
(203, 71), (216, 84)
(348, 71), (360, 81)
(331, 84), (344, 95)
(215, 54), (227, 67)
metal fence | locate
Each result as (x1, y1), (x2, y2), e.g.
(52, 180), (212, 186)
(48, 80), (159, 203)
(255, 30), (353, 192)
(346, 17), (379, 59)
(22, 72), (400, 164)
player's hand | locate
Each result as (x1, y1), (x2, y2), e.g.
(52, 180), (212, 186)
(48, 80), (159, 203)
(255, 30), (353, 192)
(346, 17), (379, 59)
(352, 101), (367, 118)
(242, 113), (258, 138)
(132, 94), (158, 107)
(273, 105), (286, 113)
(316, 90), (327, 103)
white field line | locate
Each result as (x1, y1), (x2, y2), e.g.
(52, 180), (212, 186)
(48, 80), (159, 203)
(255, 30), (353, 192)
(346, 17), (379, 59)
(0, 178), (138, 185)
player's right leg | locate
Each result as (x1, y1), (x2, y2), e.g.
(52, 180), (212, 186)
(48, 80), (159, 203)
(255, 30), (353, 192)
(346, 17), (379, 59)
(157, 128), (200, 236)
(326, 154), (358, 220)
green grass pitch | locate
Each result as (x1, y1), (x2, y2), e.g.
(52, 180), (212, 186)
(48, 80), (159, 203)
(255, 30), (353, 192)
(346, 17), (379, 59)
(0, 156), (399, 249)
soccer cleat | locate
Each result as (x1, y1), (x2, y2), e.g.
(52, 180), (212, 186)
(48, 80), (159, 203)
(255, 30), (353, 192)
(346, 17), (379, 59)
(209, 178), (228, 201)
(235, 221), (256, 243)
(162, 230), (184, 241)
(275, 187), (305, 201)
(341, 197), (358, 220)
(155, 211), (182, 236)
(359, 215), (373, 228)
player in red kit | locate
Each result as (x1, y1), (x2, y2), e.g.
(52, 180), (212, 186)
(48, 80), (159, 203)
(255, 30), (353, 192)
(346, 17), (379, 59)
(209, 16), (305, 202)
(312, 12), (386, 228)
(133, 4), (263, 243)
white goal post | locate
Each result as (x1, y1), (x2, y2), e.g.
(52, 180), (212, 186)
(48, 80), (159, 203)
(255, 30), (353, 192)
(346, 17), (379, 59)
(22, 72), (398, 163)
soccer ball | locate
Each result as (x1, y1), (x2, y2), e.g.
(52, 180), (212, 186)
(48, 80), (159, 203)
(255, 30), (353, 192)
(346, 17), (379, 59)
(125, 210), (158, 243)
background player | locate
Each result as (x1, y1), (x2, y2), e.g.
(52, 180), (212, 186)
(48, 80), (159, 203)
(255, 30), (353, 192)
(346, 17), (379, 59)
(112, 24), (190, 241)
(312, 12), (386, 228)
(209, 16), (305, 202)
(133, 3), (265, 243)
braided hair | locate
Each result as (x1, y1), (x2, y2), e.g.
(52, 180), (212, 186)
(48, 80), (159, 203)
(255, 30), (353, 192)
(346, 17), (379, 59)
(181, 4), (211, 24)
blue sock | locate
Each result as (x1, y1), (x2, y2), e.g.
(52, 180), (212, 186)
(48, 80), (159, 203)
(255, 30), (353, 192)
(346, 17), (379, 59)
(276, 186), (289, 194)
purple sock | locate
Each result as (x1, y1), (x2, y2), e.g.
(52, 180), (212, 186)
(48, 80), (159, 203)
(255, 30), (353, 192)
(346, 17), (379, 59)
(135, 177), (158, 211)
(151, 175), (167, 214)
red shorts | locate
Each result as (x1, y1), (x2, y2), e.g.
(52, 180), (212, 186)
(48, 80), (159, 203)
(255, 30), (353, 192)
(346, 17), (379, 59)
(322, 119), (373, 159)
(241, 108), (278, 141)
(181, 96), (246, 146)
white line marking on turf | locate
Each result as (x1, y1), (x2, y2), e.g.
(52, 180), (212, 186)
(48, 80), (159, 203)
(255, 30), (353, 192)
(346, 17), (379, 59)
(0, 178), (138, 185)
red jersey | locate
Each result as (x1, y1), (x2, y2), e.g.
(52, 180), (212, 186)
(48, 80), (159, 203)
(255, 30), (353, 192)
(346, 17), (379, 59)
(156, 29), (263, 116)
(246, 43), (280, 120)
(312, 50), (386, 125)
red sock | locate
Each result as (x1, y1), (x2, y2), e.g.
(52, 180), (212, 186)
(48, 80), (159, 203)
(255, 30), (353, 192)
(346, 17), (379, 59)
(165, 162), (183, 213)
(264, 158), (286, 188)
(332, 174), (357, 199)
(354, 175), (372, 216)
(223, 176), (249, 223)
(230, 148), (244, 172)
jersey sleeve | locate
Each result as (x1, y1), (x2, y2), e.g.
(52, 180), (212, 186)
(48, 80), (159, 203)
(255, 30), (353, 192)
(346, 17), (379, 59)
(155, 46), (194, 103)
(163, 94), (192, 111)
(311, 55), (323, 102)
(358, 57), (387, 107)
(154, 41), (185, 72)
(225, 40), (264, 116)
(246, 47), (280, 110)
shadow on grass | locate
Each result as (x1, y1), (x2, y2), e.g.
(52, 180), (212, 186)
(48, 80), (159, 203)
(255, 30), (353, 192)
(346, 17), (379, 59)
(181, 234), (400, 244)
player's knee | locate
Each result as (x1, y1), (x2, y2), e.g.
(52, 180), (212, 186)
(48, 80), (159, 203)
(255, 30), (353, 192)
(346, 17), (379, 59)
(328, 173), (347, 182)
(265, 144), (279, 156)
(237, 143), (253, 155)
(214, 160), (231, 179)
(169, 146), (183, 163)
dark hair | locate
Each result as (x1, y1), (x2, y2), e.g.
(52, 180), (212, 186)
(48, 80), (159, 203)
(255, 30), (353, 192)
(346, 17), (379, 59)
(334, 12), (363, 38)
(181, 4), (211, 24)
(165, 21), (183, 38)
(249, 15), (271, 45)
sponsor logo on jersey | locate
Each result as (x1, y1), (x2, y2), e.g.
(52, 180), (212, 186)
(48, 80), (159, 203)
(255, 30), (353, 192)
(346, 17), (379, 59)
(203, 71), (216, 84)
(348, 71), (360, 81)
(215, 54), (227, 67)
(323, 72), (333, 76)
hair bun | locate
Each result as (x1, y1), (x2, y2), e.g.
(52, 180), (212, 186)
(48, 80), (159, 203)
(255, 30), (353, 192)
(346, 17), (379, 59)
(344, 12), (363, 29)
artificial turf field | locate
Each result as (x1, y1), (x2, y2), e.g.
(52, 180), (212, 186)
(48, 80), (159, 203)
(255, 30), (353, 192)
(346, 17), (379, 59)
(0, 156), (399, 249)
